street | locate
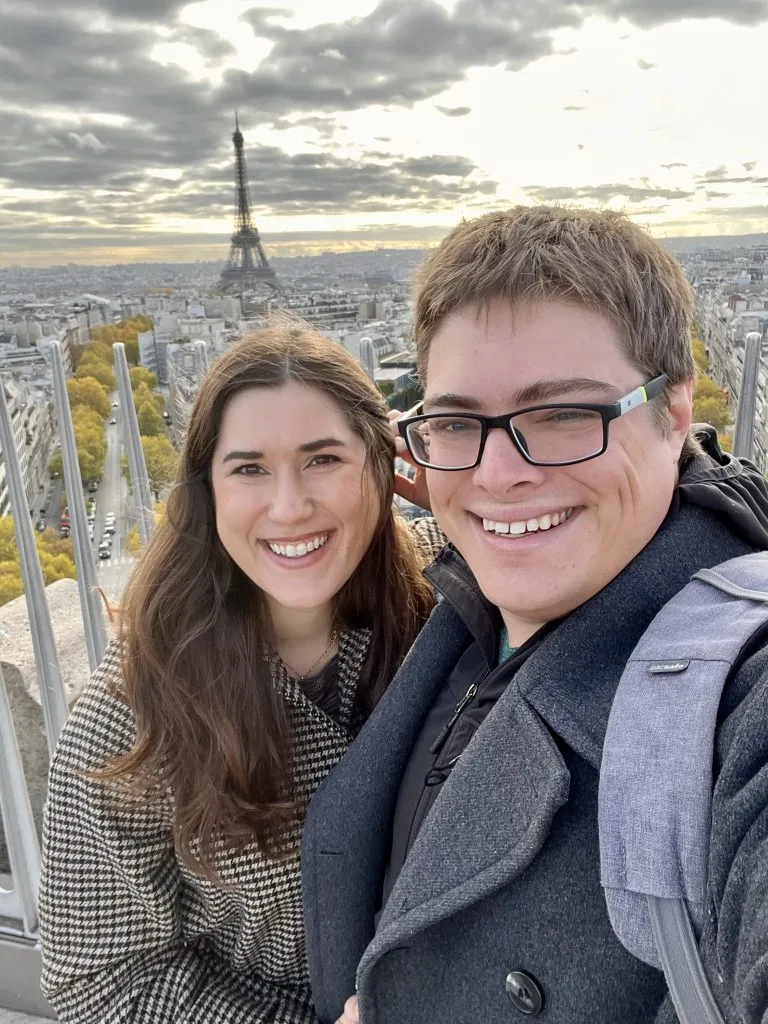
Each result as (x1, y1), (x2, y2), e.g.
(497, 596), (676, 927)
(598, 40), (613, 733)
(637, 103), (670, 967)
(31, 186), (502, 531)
(93, 395), (134, 603)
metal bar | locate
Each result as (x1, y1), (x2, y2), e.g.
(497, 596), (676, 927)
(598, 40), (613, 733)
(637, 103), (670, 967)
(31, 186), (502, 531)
(113, 343), (155, 545)
(359, 337), (375, 382)
(50, 341), (106, 673)
(0, 664), (41, 934)
(0, 380), (68, 755)
(732, 331), (762, 461)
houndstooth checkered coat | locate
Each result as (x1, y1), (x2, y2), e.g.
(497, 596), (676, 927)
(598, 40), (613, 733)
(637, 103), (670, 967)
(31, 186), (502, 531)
(39, 516), (445, 1024)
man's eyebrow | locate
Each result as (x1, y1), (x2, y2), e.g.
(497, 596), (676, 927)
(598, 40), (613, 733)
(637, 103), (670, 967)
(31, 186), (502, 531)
(423, 378), (618, 412)
(220, 438), (346, 463)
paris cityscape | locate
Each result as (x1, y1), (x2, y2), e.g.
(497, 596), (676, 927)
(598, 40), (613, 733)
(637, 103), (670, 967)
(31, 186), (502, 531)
(2, 0), (768, 1019)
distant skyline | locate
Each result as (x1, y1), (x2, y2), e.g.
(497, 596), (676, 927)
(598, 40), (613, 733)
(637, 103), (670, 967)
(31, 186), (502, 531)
(2, 0), (768, 267)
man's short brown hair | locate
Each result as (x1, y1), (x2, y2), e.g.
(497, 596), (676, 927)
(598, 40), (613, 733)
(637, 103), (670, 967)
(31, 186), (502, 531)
(412, 206), (699, 456)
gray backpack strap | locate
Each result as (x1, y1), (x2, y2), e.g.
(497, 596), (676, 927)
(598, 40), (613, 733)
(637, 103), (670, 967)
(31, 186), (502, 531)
(599, 552), (768, 1024)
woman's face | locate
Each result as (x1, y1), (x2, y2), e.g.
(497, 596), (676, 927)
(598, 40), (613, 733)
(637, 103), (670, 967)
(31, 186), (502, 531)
(210, 381), (382, 615)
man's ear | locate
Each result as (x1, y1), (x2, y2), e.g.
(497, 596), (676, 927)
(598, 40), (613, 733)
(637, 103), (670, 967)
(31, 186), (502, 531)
(667, 377), (694, 450)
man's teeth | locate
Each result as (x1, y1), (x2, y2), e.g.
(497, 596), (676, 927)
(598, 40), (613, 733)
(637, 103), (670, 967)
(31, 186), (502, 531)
(482, 509), (573, 535)
(267, 534), (328, 558)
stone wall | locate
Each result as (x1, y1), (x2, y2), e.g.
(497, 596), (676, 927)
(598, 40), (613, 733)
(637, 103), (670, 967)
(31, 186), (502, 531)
(0, 578), (101, 873)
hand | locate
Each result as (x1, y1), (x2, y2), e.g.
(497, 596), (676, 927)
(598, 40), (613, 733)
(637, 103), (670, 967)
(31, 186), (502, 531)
(390, 409), (431, 513)
(335, 995), (359, 1024)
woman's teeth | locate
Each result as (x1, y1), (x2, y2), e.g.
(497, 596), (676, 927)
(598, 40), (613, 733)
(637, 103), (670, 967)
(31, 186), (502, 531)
(482, 508), (574, 535)
(267, 534), (329, 558)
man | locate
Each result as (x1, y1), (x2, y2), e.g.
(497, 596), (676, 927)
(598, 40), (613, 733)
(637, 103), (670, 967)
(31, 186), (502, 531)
(301, 207), (768, 1023)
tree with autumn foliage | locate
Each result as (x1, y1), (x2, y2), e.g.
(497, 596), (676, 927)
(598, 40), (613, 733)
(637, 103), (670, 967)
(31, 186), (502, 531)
(690, 328), (731, 436)
(141, 435), (178, 499)
(67, 377), (110, 420)
(0, 519), (76, 607)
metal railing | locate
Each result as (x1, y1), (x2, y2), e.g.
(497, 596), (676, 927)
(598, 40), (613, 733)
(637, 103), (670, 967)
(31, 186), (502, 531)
(0, 342), (154, 1017)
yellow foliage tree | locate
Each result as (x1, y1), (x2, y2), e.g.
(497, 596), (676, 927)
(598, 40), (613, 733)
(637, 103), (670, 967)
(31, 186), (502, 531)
(141, 435), (178, 499)
(137, 401), (164, 437)
(129, 366), (158, 391)
(0, 518), (76, 607)
(691, 337), (709, 375)
(692, 396), (730, 431)
(76, 358), (115, 391)
(125, 502), (165, 558)
(124, 526), (141, 557)
(67, 377), (110, 420)
(133, 384), (164, 414)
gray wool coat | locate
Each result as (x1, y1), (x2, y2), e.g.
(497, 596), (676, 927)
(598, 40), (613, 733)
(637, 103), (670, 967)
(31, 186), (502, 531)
(302, 497), (768, 1024)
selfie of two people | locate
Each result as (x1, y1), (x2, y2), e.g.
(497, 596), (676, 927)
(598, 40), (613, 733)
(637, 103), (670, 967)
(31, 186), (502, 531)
(39, 207), (768, 1024)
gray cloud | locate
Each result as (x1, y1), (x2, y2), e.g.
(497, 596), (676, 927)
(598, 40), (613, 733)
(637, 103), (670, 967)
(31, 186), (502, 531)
(662, 162), (688, 168)
(604, 0), (768, 26)
(1, 0), (767, 261)
(436, 105), (472, 116)
(522, 183), (696, 202)
(563, 105), (585, 111)
(637, 58), (656, 69)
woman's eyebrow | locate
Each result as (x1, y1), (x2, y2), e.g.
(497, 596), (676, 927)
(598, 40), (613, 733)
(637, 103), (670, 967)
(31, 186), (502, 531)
(220, 438), (346, 462)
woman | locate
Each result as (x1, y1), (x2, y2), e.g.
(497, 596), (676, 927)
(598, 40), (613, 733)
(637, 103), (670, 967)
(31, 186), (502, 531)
(38, 325), (442, 1023)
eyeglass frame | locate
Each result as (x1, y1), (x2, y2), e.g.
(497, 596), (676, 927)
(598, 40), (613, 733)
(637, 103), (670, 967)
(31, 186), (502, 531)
(397, 373), (669, 470)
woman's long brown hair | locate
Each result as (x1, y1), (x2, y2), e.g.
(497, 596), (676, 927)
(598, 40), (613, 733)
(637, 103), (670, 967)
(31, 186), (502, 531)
(99, 325), (434, 877)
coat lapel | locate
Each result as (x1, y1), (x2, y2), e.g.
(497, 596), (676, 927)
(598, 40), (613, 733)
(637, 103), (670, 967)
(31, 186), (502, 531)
(363, 668), (569, 966)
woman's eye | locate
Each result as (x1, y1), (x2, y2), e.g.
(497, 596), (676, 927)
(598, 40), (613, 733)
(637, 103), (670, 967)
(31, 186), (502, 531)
(309, 454), (340, 467)
(233, 464), (266, 476)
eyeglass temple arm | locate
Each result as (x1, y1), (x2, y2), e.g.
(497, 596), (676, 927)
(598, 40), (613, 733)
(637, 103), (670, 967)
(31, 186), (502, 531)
(617, 374), (668, 415)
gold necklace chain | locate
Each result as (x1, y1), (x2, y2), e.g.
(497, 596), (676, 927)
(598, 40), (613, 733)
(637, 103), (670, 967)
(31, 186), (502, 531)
(281, 630), (339, 681)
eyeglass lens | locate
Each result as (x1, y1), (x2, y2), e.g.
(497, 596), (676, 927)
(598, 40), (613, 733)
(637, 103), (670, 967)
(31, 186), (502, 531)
(407, 409), (605, 468)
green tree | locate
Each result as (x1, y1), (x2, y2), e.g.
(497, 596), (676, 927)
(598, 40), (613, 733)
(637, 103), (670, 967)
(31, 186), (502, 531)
(129, 366), (158, 391)
(67, 377), (110, 420)
(141, 435), (178, 499)
(137, 401), (164, 437)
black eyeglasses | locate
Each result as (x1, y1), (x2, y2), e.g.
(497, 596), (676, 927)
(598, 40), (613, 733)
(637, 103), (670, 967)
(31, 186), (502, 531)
(398, 374), (668, 470)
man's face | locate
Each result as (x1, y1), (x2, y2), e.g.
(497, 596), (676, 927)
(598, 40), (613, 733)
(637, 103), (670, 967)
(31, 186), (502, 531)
(423, 297), (693, 644)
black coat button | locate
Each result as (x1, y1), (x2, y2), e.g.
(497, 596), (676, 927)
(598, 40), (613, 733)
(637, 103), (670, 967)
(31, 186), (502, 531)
(505, 971), (544, 1015)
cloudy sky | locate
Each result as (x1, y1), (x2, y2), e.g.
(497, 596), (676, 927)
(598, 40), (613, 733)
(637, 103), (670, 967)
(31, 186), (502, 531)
(2, 0), (768, 266)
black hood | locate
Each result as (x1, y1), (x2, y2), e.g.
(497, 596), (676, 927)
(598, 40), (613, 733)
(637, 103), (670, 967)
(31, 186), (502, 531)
(676, 424), (768, 550)
(427, 425), (768, 656)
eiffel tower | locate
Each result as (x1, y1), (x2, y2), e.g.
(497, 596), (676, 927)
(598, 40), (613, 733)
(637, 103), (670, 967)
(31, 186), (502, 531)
(218, 115), (282, 295)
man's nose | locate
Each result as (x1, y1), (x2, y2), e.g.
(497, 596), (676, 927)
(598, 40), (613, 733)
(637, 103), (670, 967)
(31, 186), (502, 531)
(471, 424), (547, 492)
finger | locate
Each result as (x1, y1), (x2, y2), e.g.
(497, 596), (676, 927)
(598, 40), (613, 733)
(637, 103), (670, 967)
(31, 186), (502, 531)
(344, 996), (360, 1023)
(394, 473), (418, 503)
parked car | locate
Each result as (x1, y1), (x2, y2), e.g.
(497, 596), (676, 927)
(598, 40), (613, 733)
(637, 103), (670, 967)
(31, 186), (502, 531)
(98, 542), (111, 560)
(103, 522), (116, 536)
(110, 417), (117, 425)
(36, 518), (47, 532)
(60, 526), (70, 539)
(112, 400), (119, 408)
